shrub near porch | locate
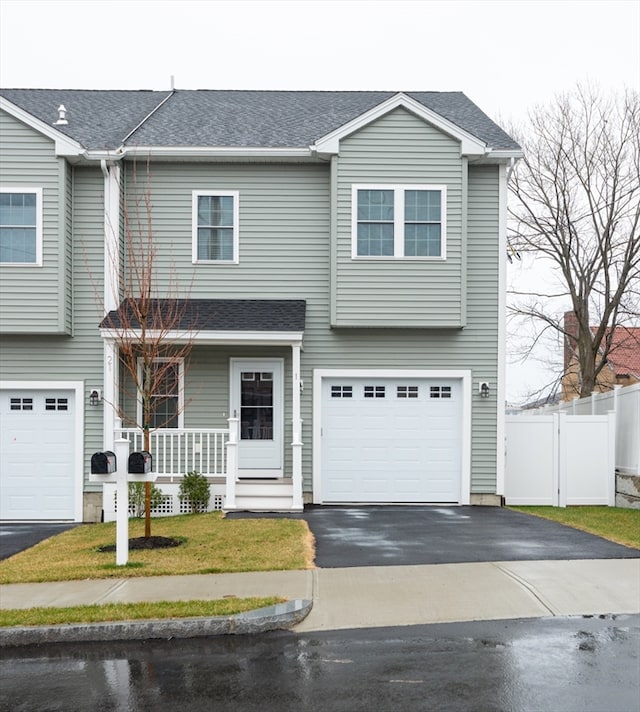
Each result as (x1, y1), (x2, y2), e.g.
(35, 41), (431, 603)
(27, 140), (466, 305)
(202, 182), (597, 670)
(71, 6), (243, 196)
(0, 513), (315, 584)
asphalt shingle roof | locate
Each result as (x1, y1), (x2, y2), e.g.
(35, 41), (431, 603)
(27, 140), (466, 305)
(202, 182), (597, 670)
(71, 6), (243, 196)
(100, 299), (306, 333)
(1, 88), (520, 151)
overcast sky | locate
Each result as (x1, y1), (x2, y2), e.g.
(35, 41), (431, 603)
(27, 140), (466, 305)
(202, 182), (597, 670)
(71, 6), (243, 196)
(1, 0), (639, 402)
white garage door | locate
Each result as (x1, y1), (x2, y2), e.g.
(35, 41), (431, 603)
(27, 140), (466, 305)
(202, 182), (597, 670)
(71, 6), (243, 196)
(0, 390), (76, 520)
(321, 377), (462, 503)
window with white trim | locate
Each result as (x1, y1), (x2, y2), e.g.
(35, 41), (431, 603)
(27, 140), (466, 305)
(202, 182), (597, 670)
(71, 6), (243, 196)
(0, 188), (43, 265)
(137, 358), (184, 429)
(352, 184), (446, 259)
(192, 191), (239, 263)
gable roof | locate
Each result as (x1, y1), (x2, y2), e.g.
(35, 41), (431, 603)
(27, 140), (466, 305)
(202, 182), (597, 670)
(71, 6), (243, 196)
(597, 327), (640, 378)
(0, 88), (520, 154)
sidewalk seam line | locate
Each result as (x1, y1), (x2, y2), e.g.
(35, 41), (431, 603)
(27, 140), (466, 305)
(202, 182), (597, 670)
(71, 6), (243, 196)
(492, 563), (557, 617)
(93, 580), (128, 605)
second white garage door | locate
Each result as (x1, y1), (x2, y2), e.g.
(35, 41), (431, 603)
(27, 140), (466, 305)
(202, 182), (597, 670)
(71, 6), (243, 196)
(321, 377), (462, 503)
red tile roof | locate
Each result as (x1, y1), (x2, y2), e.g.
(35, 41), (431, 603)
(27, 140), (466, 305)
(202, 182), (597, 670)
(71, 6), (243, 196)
(596, 327), (640, 377)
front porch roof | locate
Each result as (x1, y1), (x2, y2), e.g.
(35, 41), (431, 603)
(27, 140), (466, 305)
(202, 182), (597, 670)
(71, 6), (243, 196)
(99, 298), (306, 345)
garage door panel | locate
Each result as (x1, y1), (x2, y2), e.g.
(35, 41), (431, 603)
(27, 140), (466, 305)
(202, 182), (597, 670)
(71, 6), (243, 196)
(4, 494), (37, 514)
(395, 478), (421, 493)
(322, 377), (462, 503)
(1, 390), (76, 520)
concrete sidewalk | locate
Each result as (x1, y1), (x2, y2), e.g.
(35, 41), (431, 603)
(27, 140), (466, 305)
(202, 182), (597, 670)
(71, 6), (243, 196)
(1, 558), (638, 645)
(294, 558), (640, 632)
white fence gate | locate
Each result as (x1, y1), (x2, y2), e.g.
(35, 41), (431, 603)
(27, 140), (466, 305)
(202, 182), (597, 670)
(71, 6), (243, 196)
(535, 383), (639, 476)
(505, 413), (616, 506)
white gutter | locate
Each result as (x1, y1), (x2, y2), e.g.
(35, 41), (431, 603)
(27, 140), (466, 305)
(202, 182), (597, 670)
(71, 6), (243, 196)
(100, 328), (304, 346)
(89, 146), (314, 160)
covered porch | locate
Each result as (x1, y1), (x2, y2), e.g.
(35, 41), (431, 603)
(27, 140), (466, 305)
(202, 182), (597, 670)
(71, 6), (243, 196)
(99, 299), (306, 513)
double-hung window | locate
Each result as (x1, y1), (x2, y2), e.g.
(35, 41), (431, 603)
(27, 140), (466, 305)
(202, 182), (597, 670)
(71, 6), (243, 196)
(0, 188), (43, 265)
(192, 190), (239, 263)
(138, 358), (184, 429)
(352, 184), (446, 259)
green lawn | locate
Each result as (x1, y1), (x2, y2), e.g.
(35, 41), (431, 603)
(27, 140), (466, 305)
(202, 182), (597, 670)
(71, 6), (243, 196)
(0, 512), (315, 584)
(0, 597), (284, 628)
(509, 506), (640, 549)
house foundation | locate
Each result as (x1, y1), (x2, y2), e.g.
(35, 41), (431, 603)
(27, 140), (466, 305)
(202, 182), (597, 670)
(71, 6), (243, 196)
(616, 472), (640, 509)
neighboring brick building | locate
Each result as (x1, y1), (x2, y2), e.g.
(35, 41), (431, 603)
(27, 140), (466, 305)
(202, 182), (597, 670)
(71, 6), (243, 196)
(562, 311), (640, 400)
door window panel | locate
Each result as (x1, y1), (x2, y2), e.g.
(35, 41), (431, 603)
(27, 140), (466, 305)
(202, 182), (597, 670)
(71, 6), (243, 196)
(240, 371), (273, 440)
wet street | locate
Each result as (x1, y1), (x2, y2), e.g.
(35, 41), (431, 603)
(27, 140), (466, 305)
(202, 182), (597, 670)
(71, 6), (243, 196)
(2, 614), (638, 712)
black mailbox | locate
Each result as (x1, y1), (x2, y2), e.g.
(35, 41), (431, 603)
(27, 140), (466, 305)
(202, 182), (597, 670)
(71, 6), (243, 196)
(128, 451), (152, 474)
(91, 450), (116, 475)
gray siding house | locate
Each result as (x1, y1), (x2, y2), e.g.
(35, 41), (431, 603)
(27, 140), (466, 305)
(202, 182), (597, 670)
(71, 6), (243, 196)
(0, 89), (521, 521)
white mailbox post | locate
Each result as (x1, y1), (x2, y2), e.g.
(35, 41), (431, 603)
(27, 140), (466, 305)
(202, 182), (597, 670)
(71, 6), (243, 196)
(90, 438), (157, 566)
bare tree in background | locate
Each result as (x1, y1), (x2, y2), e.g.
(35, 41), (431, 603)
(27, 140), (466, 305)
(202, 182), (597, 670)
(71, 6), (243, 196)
(102, 164), (196, 538)
(508, 85), (640, 399)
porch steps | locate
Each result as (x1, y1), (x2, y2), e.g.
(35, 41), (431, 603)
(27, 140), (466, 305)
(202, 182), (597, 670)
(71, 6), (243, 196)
(224, 479), (302, 513)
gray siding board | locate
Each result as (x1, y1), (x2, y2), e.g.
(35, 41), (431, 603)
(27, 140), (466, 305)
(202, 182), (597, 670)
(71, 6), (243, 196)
(333, 108), (464, 327)
(123, 162), (331, 301)
(0, 111), (70, 334)
(0, 167), (106, 489)
(466, 164), (500, 491)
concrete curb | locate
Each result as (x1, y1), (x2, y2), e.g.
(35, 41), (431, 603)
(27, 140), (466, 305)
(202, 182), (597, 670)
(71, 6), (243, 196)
(0, 599), (312, 648)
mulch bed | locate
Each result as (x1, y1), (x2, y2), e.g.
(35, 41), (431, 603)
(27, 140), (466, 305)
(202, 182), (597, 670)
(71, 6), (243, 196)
(98, 536), (183, 552)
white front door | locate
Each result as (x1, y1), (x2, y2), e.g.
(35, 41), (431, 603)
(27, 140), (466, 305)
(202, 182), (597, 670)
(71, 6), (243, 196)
(231, 359), (284, 477)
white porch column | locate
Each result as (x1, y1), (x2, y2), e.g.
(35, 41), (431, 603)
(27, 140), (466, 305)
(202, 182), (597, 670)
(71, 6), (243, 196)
(291, 342), (304, 510)
(225, 417), (239, 509)
(103, 338), (120, 451)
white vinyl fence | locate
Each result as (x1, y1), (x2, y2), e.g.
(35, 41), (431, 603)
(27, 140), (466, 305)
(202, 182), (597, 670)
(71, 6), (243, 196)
(505, 413), (616, 506)
(536, 383), (639, 476)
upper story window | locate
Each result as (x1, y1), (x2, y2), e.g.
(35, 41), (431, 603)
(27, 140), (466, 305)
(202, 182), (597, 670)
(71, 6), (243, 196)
(192, 191), (239, 264)
(352, 185), (446, 259)
(0, 188), (43, 265)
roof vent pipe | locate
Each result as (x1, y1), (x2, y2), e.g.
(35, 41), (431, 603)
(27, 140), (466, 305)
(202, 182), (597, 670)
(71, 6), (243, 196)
(55, 104), (68, 125)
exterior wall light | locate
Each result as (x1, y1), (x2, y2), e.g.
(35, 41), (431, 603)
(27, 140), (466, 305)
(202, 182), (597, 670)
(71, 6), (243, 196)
(479, 382), (490, 398)
(89, 389), (102, 406)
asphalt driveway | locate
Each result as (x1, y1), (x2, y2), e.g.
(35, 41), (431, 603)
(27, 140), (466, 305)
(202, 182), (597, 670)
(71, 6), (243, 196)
(229, 505), (639, 567)
(0, 522), (80, 561)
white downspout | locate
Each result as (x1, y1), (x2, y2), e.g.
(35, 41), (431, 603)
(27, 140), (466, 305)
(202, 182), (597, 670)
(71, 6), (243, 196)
(496, 162), (509, 500)
(101, 159), (120, 313)
(101, 160), (122, 450)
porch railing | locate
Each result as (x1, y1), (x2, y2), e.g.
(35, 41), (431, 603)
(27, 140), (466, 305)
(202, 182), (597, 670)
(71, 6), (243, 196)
(115, 428), (230, 478)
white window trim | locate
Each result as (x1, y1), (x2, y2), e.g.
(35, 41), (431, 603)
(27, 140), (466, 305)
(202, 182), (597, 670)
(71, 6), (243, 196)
(192, 190), (239, 264)
(351, 184), (447, 260)
(0, 187), (43, 266)
(136, 357), (185, 429)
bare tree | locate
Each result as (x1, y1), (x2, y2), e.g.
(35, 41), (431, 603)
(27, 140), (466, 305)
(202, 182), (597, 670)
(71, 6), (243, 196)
(508, 85), (640, 399)
(101, 163), (196, 537)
